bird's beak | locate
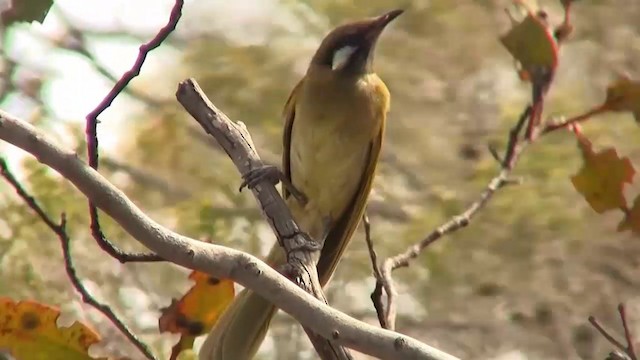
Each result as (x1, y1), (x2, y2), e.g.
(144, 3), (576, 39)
(365, 9), (403, 41)
(373, 9), (404, 29)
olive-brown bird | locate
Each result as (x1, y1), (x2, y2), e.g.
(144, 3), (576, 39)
(199, 9), (402, 360)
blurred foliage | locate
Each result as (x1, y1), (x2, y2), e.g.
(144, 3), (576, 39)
(1, 0), (640, 359)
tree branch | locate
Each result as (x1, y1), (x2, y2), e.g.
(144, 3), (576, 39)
(176, 78), (352, 359)
(368, 106), (531, 330)
(0, 109), (458, 360)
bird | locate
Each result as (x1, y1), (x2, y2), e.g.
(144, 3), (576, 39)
(199, 9), (402, 360)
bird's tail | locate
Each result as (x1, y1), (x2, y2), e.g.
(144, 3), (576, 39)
(199, 195), (369, 359)
(198, 245), (285, 360)
(198, 288), (277, 360)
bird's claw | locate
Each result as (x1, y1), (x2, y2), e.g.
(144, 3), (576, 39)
(239, 165), (308, 206)
(283, 231), (322, 257)
(239, 165), (280, 192)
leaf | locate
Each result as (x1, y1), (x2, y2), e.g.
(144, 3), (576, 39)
(618, 195), (640, 235)
(570, 126), (635, 213)
(500, 9), (559, 81)
(603, 75), (640, 123)
(1, 0), (54, 25)
(0, 297), (105, 360)
(159, 271), (235, 360)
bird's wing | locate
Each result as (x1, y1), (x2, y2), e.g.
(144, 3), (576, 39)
(315, 122), (384, 285)
(282, 77), (384, 285)
(282, 78), (303, 200)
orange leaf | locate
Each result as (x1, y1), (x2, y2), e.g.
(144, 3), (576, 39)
(0, 297), (104, 360)
(603, 75), (640, 123)
(159, 271), (235, 360)
(618, 195), (640, 234)
(500, 9), (559, 80)
(570, 129), (635, 213)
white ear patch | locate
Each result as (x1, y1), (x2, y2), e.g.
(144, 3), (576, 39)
(332, 45), (358, 71)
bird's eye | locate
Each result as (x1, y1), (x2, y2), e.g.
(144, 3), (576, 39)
(331, 45), (358, 71)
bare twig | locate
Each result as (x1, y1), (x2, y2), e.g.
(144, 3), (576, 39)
(0, 158), (156, 360)
(589, 315), (629, 356)
(363, 211), (388, 329)
(176, 79), (351, 360)
(371, 106), (531, 330)
(83, 0), (184, 263)
(0, 108), (459, 360)
(618, 304), (637, 360)
(588, 304), (638, 360)
(541, 103), (610, 135)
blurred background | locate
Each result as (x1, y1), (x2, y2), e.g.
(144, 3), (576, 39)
(1, 0), (640, 359)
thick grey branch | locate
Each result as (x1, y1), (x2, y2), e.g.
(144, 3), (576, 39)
(0, 109), (458, 360)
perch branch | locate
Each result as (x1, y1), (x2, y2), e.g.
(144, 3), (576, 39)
(176, 78), (352, 360)
(0, 108), (458, 360)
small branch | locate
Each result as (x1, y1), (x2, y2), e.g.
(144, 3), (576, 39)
(0, 158), (156, 360)
(84, 0), (183, 163)
(176, 79), (351, 359)
(541, 103), (610, 135)
(589, 316), (628, 356)
(0, 108), (459, 360)
(363, 211), (388, 329)
(589, 304), (638, 360)
(371, 106), (531, 330)
(618, 304), (637, 360)
(83, 0), (184, 263)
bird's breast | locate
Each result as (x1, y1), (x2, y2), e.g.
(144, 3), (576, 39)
(287, 73), (388, 238)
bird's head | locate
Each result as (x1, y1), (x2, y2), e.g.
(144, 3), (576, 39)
(310, 9), (403, 76)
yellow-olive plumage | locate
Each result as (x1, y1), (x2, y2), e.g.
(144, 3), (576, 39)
(199, 9), (402, 360)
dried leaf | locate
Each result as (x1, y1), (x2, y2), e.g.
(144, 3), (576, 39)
(500, 10), (559, 80)
(570, 126), (635, 213)
(159, 271), (235, 360)
(603, 75), (640, 123)
(0, 297), (104, 360)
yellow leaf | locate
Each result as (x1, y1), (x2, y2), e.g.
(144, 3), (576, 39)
(0, 297), (104, 360)
(159, 271), (235, 360)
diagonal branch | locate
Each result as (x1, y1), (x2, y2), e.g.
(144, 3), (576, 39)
(0, 158), (156, 360)
(176, 79), (352, 360)
(0, 108), (458, 360)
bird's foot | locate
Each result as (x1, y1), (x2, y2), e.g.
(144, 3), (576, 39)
(282, 230), (322, 255)
(239, 164), (308, 205)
